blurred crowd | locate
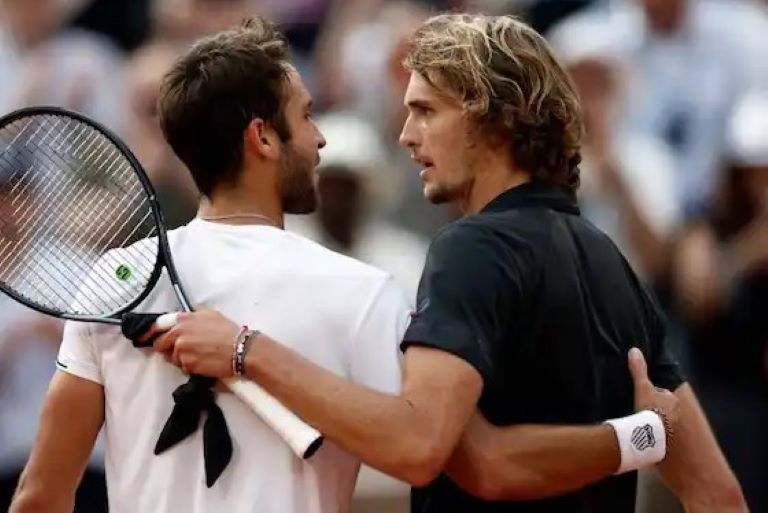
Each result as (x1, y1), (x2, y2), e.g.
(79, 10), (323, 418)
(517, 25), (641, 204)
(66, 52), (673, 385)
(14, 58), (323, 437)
(1, 0), (768, 512)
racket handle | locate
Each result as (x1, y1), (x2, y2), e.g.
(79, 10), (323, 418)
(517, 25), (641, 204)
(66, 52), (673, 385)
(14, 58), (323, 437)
(154, 312), (322, 457)
(156, 312), (179, 331)
(222, 377), (324, 459)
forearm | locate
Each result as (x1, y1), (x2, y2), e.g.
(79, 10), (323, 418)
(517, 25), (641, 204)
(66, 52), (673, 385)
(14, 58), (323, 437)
(608, 165), (669, 280)
(244, 337), (463, 484)
(446, 413), (619, 500)
(10, 469), (75, 513)
(674, 225), (727, 322)
(657, 384), (747, 513)
(9, 371), (103, 513)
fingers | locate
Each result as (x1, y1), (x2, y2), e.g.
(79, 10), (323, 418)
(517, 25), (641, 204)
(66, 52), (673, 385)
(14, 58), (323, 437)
(136, 312), (183, 346)
(153, 325), (182, 353)
(151, 311), (196, 352)
(141, 312), (200, 373)
(172, 340), (185, 369)
(628, 347), (651, 392)
(136, 322), (163, 346)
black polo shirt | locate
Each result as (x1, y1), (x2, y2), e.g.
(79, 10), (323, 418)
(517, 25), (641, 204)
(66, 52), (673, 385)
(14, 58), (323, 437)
(402, 181), (684, 513)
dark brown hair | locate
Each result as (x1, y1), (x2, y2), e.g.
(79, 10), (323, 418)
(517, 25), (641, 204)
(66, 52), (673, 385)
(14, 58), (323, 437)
(158, 17), (291, 197)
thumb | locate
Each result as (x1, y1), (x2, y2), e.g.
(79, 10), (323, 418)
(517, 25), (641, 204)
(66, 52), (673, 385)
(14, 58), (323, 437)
(628, 347), (651, 391)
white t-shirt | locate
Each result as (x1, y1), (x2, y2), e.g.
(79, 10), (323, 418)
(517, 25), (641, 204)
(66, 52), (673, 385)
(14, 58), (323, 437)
(56, 219), (412, 513)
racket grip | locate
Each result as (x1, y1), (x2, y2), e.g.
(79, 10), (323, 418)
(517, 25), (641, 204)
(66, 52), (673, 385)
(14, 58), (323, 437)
(156, 312), (179, 331)
(222, 377), (324, 459)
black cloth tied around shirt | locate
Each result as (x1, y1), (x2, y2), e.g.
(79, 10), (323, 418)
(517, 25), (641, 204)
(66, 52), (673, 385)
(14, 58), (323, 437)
(122, 312), (233, 487)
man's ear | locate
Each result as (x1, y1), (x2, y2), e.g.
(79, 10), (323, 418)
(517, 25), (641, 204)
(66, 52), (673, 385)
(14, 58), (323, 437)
(245, 118), (280, 160)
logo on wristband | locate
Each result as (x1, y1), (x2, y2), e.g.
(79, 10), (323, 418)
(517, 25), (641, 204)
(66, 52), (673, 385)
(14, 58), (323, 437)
(631, 424), (656, 451)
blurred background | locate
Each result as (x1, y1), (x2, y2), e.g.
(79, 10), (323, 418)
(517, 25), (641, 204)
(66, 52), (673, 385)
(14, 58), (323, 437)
(1, 0), (768, 512)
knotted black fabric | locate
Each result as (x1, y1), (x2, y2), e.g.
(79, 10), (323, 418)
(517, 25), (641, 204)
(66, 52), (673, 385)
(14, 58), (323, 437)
(122, 313), (233, 487)
(121, 313), (163, 348)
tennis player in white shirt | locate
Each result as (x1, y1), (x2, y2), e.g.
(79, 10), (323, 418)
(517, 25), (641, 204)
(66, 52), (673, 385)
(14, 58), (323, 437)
(10, 17), (410, 513)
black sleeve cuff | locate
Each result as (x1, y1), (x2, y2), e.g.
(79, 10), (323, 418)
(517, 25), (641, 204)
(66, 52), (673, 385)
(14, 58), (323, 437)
(401, 319), (493, 385)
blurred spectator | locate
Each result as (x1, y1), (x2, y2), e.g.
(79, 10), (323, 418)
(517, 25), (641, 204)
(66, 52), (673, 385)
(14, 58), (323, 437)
(0, 0), (125, 130)
(671, 90), (768, 513)
(69, 0), (152, 52)
(0, 301), (75, 511)
(153, 0), (334, 87)
(0, 179), (106, 512)
(287, 112), (429, 299)
(255, 0), (332, 54)
(312, 0), (417, 112)
(549, 13), (681, 284)
(122, 41), (198, 228)
(153, 0), (254, 41)
(606, 0), (768, 218)
(521, 0), (596, 33)
(313, 0), (458, 237)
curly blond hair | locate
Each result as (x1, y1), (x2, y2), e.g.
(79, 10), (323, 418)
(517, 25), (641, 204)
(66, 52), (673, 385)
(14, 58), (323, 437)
(404, 14), (583, 190)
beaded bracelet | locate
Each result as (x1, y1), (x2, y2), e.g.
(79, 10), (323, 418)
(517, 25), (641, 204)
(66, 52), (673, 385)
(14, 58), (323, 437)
(233, 328), (260, 376)
(232, 325), (249, 377)
(651, 407), (675, 450)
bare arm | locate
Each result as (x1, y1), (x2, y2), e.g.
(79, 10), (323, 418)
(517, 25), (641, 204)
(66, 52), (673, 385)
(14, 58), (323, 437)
(587, 111), (672, 282)
(446, 348), (679, 500)
(154, 311), (685, 496)
(657, 384), (748, 513)
(10, 371), (104, 513)
(602, 159), (671, 281)
(244, 340), (481, 485)
(153, 310), (482, 487)
(446, 415), (620, 500)
(673, 224), (728, 323)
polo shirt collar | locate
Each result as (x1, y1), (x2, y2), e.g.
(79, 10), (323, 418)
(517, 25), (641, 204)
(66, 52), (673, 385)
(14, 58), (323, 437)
(480, 180), (580, 215)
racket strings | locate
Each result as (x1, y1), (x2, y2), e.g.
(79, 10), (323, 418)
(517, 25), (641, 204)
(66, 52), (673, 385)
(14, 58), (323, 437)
(0, 113), (160, 316)
(0, 119), (157, 311)
(0, 118), (127, 305)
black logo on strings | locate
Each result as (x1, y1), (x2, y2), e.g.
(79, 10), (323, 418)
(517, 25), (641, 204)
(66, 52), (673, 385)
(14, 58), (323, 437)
(631, 424), (656, 451)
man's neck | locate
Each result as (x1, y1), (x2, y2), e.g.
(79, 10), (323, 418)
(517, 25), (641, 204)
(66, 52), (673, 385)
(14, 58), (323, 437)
(199, 186), (284, 228)
(459, 157), (530, 215)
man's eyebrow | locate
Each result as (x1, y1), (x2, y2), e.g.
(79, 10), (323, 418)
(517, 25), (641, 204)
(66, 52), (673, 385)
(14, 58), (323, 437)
(405, 99), (433, 109)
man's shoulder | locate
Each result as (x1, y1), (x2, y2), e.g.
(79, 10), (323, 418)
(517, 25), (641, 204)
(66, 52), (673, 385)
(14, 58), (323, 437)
(429, 216), (494, 246)
(428, 214), (540, 260)
(280, 230), (392, 283)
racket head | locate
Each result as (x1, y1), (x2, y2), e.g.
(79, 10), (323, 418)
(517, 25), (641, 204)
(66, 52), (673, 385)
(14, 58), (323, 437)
(0, 106), (180, 322)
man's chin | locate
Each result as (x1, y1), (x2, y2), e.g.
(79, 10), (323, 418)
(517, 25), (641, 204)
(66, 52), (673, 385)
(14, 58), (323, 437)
(284, 192), (319, 215)
(424, 185), (451, 205)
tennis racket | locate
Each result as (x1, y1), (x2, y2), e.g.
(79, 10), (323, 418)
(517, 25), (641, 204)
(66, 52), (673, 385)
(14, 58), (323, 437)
(0, 106), (323, 459)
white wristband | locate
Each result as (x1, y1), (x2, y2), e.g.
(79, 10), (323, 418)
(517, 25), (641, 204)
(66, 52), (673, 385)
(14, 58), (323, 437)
(605, 410), (666, 474)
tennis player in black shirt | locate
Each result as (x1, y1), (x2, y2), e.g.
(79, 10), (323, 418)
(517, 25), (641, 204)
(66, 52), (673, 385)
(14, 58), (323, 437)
(148, 13), (747, 513)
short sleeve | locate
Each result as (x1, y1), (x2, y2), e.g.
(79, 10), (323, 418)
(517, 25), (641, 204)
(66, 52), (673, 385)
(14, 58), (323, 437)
(401, 223), (522, 385)
(56, 320), (103, 384)
(350, 276), (412, 394)
(55, 251), (124, 384)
